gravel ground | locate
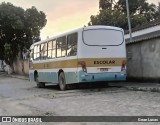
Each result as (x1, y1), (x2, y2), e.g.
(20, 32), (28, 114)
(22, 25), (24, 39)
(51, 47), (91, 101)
(0, 74), (160, 125)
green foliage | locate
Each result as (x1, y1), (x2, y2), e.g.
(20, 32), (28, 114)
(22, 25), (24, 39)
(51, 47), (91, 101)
(99, 0), (114, 10)
(154, 2), (160, 19)
(88, 9), (127, 29)
(89, 0), (160, 30)
(0, 2), (47, 64)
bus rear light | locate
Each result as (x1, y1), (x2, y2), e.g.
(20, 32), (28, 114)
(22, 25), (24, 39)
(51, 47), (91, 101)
(78, 61), (87, 73)
(121, 60), (126, 71)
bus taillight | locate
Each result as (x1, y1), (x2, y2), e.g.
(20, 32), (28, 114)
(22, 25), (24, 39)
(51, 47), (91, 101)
(121, 60), (126, 71)
(78, 61), (87, 73)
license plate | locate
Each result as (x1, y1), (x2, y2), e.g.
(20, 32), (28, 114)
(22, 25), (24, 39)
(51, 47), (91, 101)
(100, 68), (108, 72)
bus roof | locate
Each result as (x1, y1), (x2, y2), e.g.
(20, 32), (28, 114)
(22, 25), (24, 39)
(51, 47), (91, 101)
(32, 25), (123, 46)
(83, 25), (122, 31)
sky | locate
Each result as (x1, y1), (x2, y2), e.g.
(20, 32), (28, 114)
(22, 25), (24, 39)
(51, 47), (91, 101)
(0, 0), (159, 40)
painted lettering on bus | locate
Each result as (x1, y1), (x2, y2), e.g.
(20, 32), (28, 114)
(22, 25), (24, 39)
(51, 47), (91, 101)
(94, 60), (115, 64)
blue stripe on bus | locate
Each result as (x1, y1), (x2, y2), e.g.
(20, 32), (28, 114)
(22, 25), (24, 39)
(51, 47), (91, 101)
(38, 72), (58, 83)
(29, 72), (35, 81)
(29, 70), (126, 84)
(65, 72), (78, 84)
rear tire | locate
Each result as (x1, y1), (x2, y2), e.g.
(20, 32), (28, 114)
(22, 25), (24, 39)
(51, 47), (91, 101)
(59, 72), (67, 91)
(35, 75), (45, 88)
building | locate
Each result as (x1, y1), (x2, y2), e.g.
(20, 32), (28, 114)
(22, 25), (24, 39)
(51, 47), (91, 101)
(125, 19), (160, 82)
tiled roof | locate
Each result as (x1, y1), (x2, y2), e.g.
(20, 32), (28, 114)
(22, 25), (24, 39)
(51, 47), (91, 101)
(124, 19), (160, 44)
(125, 18), (160, 34)
(125, 30), (160, 43)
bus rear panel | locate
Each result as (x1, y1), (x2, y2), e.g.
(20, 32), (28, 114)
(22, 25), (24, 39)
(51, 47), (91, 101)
(77, 26), (126, 83)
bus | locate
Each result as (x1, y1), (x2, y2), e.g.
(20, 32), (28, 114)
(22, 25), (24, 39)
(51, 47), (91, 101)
(29, 25), (126, 90)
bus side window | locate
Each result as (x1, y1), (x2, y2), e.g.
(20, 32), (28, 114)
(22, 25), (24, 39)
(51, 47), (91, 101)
(34, 45), (40, 60)
(56, 36), (66, 57)
(52, 40), (56, 58)
(48, 40), (56, 59)
(30, 49), (34, 61)
(41, 43), (48, 60)
(67, 33), (78, 56)
(48, 41), (52, 59)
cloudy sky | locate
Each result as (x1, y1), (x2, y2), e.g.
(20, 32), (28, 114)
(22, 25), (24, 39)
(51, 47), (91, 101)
(0, 0), (159, 39)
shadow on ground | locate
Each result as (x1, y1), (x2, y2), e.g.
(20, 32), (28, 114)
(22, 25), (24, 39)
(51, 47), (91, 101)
(40, 82), (122, 91)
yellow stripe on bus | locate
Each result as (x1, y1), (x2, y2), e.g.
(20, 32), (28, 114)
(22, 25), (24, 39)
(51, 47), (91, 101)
(32, 58), (126, 69)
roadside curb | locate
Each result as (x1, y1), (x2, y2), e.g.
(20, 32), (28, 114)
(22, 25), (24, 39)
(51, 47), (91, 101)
(124, 86), (160, 93)
(8, 74), (29, 80)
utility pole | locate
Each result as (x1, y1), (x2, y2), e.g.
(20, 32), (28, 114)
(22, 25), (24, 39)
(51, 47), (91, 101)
(126, 0), (132, 42)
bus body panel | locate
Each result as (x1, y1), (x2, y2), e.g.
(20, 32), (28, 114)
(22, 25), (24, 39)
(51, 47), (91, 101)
(29, 70), (35, 81)
(29, 56), (79, 84)
(29, 26), (126, 85)
(78, 70), (126, 83)
(38, 70), (58, 83)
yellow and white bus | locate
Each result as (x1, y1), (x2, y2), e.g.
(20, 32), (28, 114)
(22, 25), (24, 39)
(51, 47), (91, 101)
(29, 25), (126, 90)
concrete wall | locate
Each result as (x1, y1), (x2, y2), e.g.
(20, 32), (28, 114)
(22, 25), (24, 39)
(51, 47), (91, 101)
(126, 37), (160, 82)
(13, 56), (29, 76)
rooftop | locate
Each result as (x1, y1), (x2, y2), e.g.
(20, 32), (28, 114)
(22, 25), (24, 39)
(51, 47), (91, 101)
(124, 19), (160, 44)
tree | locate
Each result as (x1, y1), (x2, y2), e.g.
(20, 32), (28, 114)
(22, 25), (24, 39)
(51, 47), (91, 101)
(88, 9), (127, 29)
(154, 2), (160, 19)
(89, 0), (159, 30)
(99, 0), (115, 10)
(0, 2), (47, 66)
(117, 0), (157, 21)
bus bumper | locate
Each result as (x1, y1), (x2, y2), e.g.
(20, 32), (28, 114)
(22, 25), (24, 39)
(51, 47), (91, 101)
(79, 71), (126, 82)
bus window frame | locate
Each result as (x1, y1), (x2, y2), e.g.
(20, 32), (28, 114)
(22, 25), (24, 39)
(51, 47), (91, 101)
(40, 42), (48, 60)
(67, 32), (78, 56)
(56, 36), (67, 58)
(33, 44), (40, 60)
(48, 40), (56, 59)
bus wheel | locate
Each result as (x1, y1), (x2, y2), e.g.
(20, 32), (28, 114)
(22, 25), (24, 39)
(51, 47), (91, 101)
(59, 72), (67, 91)
(35, 75), (45, 88)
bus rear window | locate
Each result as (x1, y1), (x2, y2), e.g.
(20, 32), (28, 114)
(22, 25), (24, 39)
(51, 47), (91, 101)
(82, 29), (124, 46)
